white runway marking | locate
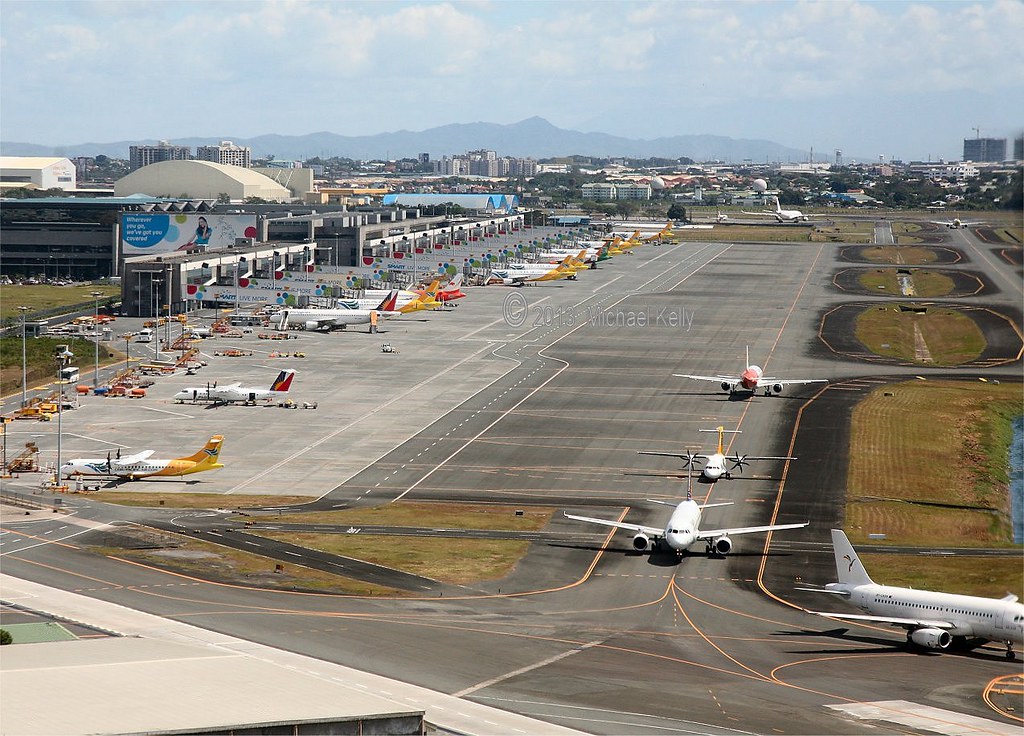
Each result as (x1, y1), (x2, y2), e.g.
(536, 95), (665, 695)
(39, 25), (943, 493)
(826, 700), (1019, 736)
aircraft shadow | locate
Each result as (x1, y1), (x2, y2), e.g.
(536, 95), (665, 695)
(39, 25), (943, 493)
(777, 628), (1013, 662)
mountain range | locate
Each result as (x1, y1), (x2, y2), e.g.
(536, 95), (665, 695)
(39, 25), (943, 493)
(1, 117), (811, 163)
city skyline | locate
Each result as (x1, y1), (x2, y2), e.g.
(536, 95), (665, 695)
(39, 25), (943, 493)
(1, 0), (1022, 162)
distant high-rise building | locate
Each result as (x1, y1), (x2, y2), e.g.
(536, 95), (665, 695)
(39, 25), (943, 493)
(129, 141), (191, 171)
(418, 153), (430, 165)
(1014, 135), (1023, 161)
(195, 141), (251, 168)
(963, 137), (1006, 162)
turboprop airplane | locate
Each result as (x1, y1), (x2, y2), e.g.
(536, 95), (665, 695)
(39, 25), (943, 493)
(173, 369), (295, 405)
(802, 529), (1024, 659)
(60, 436), (225, 481)
(742, 196), (826, 223)
(268, 291), (400, 331)
(487, 258), (577, 285)
(676, 347), (828, 396)
(638, 426), (796, 482)
(564, 474), (807, 555)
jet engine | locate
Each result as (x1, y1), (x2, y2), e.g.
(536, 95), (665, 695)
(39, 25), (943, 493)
(711, 535), (733, 555)
(304, 321), (322, 331)
(632, 533), (651, 552)
(721, 382), (732, 393)
(771, 384), (784, 394)
(910, 628), (951, 650)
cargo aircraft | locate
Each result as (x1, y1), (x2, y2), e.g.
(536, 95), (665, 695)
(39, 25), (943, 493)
(677, 347), (827, 396)
(173, 369), (295, 405)
(564, 473), (807, 555)
(639, 426), (796, 482)
(802, 529), (1024, 659)
(61, 436), (225, 481)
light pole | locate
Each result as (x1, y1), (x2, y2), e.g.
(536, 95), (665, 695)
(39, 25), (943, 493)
(17, 306), (29, 407)
(152, 278), (162, 362)
(90, 291), (102, 388)
(55, 347), (73, 488)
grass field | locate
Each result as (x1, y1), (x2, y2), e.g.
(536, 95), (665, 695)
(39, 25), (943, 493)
(89, 526), (403, 595)
(857, 269), (955, 297)
(0, 336), (124, 399)
(858, 555), (1022, 600)
(85, 492), (317, 509)
(854, 306), (986, 365)
(0, 284), (119, 322)
(254, 532), (530, 585)
(258, 502), (555, 531)
(860, 245), (936, 264)
(807, 220), (875, 243)
(847, 380), (1022, 547)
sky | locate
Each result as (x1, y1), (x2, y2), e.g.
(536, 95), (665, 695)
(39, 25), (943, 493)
(1, 0), (1022, 161)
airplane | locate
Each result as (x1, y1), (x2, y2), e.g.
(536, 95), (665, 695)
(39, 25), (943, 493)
(564, 476), (807, 555)
(638, 426), (796, 482)
(60, 435), (225, 481)
(741, 196), (826, 223)
(676, 347), (828, 396)
(487, 258), (578, 285)
(268, 291), (400, 331)
(928, 217), (983, 229)
(173, 369), (295, 405)
(802, 529), (1024, 659)
(419, 273), (466, 304)
(716, 210), (730, 223)
(343, 281), (439, 311)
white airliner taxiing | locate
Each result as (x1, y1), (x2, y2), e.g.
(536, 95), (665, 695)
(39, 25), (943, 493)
(677, 347), (827, 396)
(803, 529), (1024, 659)
(742, 196), (826, 223)
(929, 217), (983, 229)
(174, 369), (295, 405)
(639, 426), (796, 481)
(564, 477), (808, 555)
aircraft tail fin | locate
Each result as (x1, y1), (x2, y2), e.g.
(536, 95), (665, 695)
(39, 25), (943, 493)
(424, 279), (441, 295)
(745, 345), (750, 369)
(830, 529), (874, 587)
(269, 369), (295, 393)
(376, 290), (399, 312)
(445, 273), (463, 290)
(180, 435), (225, 470)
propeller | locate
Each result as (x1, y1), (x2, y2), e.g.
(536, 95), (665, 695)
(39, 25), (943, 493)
(729, 454), (750, 472)
(682, 450), (696, 469)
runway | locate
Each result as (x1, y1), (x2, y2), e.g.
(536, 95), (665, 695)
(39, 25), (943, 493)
(3, 224), (1021, 734)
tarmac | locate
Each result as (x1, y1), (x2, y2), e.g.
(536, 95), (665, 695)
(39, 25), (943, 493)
(2, 222), (1022, 734)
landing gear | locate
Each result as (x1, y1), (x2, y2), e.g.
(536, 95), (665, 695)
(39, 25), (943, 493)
(1006, 642), (1016, 660)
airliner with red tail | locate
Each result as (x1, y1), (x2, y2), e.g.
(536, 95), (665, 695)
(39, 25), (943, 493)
(676, 347), (827, 396)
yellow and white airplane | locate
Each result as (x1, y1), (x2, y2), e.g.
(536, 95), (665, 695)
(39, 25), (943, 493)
(487, 256), (578, 285)
(639, 426), (796, 482)
(61, 436), (225, 481)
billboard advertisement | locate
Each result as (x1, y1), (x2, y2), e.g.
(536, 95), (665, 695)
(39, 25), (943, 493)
(121, 213), (258, 255)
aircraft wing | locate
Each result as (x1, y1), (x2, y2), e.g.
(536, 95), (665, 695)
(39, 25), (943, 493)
(739, 210), (773, 217)
(637, 451), (708, 464)
(806, 611), (954, 630)
(755, 378), (827, 388)
(115, 449), (155, 464)
(563, 512), (662, 538)
(696, 521), (808, 540)
(674, 373), (736, 384)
